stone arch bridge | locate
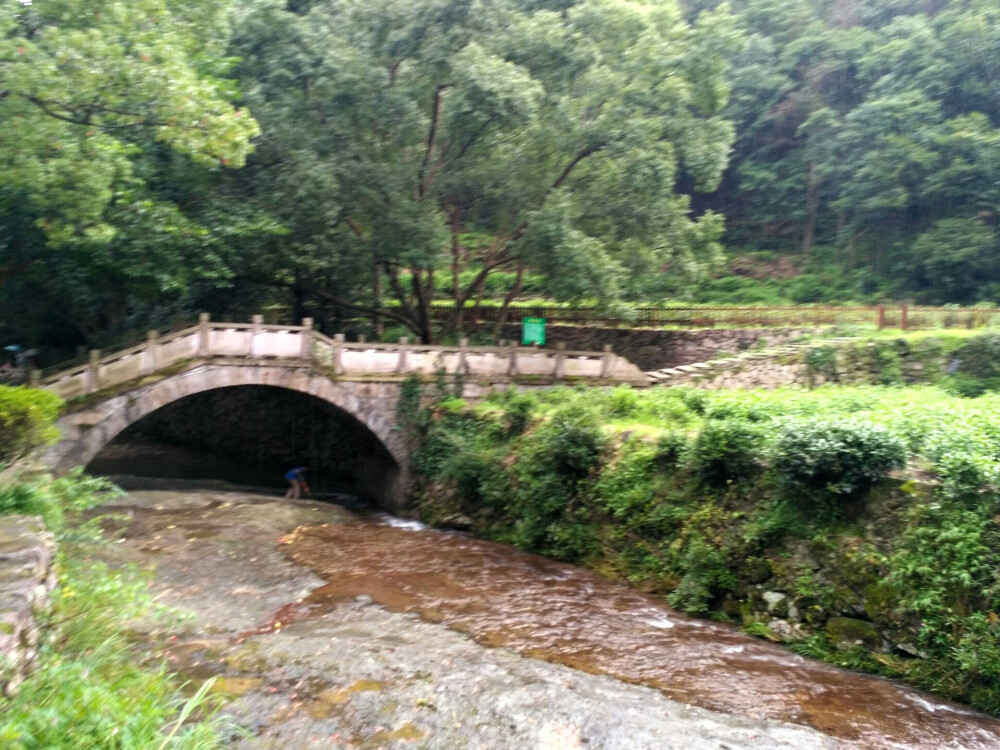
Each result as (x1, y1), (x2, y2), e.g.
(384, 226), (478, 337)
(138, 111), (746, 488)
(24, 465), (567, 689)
(37, 315), (646, 509)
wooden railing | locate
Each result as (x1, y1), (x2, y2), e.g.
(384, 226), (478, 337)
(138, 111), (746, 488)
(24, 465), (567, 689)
(432, 303), (1000, 330)
(36, 314), (646, 401)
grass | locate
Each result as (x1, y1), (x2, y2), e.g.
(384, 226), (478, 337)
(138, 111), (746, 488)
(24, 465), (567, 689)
(0, 474), (232, 749)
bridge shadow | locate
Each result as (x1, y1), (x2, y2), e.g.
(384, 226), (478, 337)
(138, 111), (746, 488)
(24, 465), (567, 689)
(85, 385), (400, 507)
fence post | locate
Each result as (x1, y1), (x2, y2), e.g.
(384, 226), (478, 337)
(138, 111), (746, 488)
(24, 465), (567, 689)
(301, 318), (314, 361)
(87, 349), (101, 394)
(358, 334), (367, 344)
(29, 370), (40, 388)
(554, 342), (566, 378)
(877, 305), (886, 330)
(396, 337), (409, 373)
(198, 312), (210, 356)
(144, 330), (158, 374)
(600, 344), (614, 379)
(458, 338), (469, 375)
(900, 304), (909, 331)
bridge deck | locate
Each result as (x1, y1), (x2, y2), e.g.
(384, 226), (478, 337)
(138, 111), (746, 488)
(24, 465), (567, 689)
(39, 315), (648, 401)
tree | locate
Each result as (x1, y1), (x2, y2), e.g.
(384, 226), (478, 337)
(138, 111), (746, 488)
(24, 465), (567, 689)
(230, 0), (739, 342)
(695, 0), (1000, 303)
(0, 0), (262, 352)
(0, 0), (260, 245)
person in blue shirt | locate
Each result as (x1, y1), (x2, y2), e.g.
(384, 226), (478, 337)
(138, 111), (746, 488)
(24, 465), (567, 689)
(284, 466), (310, 498)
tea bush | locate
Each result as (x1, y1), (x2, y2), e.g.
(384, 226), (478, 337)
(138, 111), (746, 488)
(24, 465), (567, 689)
(687, 419), (764, 486)
(772, 418), (907, 497)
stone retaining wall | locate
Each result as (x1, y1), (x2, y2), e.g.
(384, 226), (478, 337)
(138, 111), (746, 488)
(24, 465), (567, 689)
(0, 515), (56, 696)
(648, 337), (946, 390)
(499, 325), (813, 371)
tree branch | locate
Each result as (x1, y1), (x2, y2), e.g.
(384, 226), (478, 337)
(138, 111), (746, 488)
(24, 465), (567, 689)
(418, 84), (451, 198)
(552, 143), (604, 191)
(238, 273), (415, 331)
(385, 263), (419, 329)
(448, 114), (500, 165)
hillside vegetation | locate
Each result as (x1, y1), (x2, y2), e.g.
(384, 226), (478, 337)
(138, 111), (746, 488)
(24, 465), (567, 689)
(409, 362), (1000, 713)
(4, 0), (998, 350)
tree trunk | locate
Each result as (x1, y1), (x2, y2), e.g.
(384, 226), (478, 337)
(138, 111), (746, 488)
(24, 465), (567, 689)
(372, 260), (383, 340)
(492, 263), (525, 338)
(802, 162), (818, 258)
(451, 212), (464, 335)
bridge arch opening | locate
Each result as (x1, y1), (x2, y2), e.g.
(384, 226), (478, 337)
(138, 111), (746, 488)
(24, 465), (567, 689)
(85, 385), (401, 507)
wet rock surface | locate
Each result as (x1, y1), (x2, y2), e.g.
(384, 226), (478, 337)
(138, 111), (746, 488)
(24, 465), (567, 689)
(87, 481), (834, 749)
(81, 479), (1000, 749)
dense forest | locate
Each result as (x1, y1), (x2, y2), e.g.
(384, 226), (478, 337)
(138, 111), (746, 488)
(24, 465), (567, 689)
(1, 0), (998, 350)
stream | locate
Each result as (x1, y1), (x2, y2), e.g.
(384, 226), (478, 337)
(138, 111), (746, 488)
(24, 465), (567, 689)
(88, 480), (1000, 749)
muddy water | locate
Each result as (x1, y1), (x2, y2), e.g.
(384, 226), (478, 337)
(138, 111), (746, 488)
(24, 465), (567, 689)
(283, 520), (1000, 750)
(87, 482), (1000, 749)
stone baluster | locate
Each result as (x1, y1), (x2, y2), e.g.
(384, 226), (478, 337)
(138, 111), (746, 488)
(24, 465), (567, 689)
(396, 337), (409, 373)
(86, 349), (101, 394)
(29, 370), (40, 388)
(358, 334), (367, 344)
(554, 342), (566, 378)
(457, 338), (469, 375)
(333, 333), (345, 374)
(507, 341), (519, 376)
(198, 312), (210, 356)
(300, 318), (314, 361)
(600, 344), (614, 378)
(144, 330), (158, 374)
(250, 314), (263, 359)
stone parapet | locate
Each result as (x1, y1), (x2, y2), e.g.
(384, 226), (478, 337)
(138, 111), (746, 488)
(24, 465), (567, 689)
(0, 515), (56, 696)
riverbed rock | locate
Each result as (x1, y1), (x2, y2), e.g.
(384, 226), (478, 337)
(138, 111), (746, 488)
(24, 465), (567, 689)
(438, 513), (475, 530)
(763, 591), (788, 618)
(825, 616), (882, 651)
(767, 619), (804, 641)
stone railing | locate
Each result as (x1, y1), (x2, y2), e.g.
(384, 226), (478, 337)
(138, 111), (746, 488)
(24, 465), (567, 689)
(38, 314), (648, 401)
(0, 515), (56, 696)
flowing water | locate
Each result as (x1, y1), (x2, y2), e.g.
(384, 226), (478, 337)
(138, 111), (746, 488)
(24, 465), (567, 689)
(90, 482), (1000, 749)
(281, 519), (1000, 750)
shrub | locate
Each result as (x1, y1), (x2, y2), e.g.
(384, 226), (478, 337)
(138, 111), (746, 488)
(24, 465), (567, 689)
(688, 419), (764, 486)
(594, 441), (657, 518)
(503, 391), (538, 435)
(537, 405), (607, 480)
(772, 417), (907, 496)
(0, 470), (119, 530)
(655, 430), (688, 468)
(675, 387), (708, 416)
(0, 386), (62, 466)
(667, 536), (737, 615)
(608, 386), (640, 418)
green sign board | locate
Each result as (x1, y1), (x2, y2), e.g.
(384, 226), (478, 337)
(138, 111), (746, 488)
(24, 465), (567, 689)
(522, 317), (546, 345)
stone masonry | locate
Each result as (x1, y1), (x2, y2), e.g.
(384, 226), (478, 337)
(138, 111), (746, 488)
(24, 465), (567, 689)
(0, 515), (56, 696)
(500, 324), (814, 371)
